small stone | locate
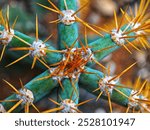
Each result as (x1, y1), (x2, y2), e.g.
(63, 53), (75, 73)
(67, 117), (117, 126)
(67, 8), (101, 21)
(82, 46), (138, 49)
(93, 0), (117, 16)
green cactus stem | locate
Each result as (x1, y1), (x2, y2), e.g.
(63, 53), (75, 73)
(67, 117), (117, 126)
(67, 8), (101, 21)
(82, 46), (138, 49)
(1, 70), (58, 112)
(59, 78), (79, 104)
(0, 25), (63, 67)
(57, 0), (79, 106)
(79, 67), (131, 107)
(89, 25), (135, 62)
(58, 0), (78, 49)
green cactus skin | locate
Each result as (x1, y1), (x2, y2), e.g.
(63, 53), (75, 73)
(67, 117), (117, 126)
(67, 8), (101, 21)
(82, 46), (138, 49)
(58, 0), (78, 49)
(89, 26), (135, 61)
(0, 26), (63, 66)
(2, 70), (58, 112)
(57, 0), (79, 105)
(79, 67), (131, 107)
(59, 79), (79, 104)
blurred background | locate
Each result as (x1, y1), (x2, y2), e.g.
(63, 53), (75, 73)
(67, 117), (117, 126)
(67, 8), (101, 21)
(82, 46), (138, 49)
(0, 0), (149, 112)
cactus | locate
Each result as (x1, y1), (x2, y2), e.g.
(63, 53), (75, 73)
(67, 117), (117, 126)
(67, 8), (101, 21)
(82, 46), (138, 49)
(0, 0), (150, 113)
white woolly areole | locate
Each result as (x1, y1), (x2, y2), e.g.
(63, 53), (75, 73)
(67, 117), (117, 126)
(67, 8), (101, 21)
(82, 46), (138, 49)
(29, 40), (46, 57)
(60, 99), (77, 113)
(59, 10), (75, 25)
(111, 29), (126, 46)
(49, 66), (82, 80)
(62, 47), (94, 78)
(131, 22), (144, 35)
(128, 90), (149, 112)
(63, 47), (94, 62)
(0, 104), (6, 113)
(49, 67), (63, 80)
(81, 48), (95, 61)
(68, 68), (82, 79)
(50, 47), (94, 80)
(0, 28), (14, 45)
(99, 76), (119, 95)
(16, 88), (34, 104)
